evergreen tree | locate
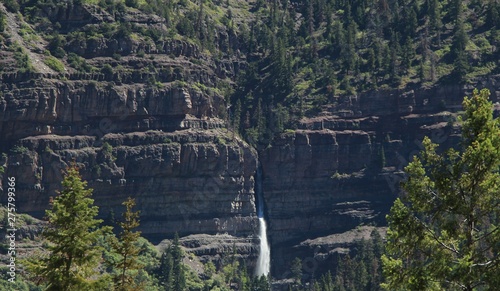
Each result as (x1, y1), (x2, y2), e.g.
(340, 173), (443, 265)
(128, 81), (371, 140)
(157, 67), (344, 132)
(290, 257), (303, 286)
(27, 166), (110, 290)
(486, 0), (500, 28)
(110, 197), (143, 291)
(450, 0), (463, 24)
(233, 99), (242, 134)
(252, 275), (271, 291)
(171, 233), (187, 291)
(157, 248), (174, 290)
(255, 98), (267, 143)
(320, 271), (334, 291)
(0, 11), (6, 33)
(382, 89), (500, 290)
(428, 0), (442, 32)
(451, 19), (469, 81)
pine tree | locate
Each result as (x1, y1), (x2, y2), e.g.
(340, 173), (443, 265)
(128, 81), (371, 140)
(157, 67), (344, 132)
(171, 233), (186, 291)
(28, 166), (111, 290)
(157, 248), (174, 290)
(382, 89), (500, 290)
(290, 257), (303, 286)
(233, 99), (242, 134)
(110, 197), (143, 291)
(486, 0), (500, 28)
(451, 19), (469, 81)
(428, 0), (442, 32)
(255, 98), (267, 143)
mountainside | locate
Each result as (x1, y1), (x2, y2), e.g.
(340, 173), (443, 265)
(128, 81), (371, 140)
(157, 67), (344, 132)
(0, 0), (499, 283)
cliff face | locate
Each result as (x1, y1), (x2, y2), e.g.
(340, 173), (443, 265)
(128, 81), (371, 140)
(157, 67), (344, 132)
(260, 80), (500, 276)
(0, 0), (264, 266)
(5, 130), (258, 240)
(0, 77), (225, 142)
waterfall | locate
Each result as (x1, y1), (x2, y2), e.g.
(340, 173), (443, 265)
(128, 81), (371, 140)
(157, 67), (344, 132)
(255, 165), (271, 277)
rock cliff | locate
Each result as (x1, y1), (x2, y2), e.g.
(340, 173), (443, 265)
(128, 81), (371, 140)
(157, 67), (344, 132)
(4, 129), (258, 241)
(260, 79), (500, 276)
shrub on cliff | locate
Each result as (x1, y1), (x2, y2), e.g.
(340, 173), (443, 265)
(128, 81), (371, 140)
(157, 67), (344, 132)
(44, 56), (65, 73)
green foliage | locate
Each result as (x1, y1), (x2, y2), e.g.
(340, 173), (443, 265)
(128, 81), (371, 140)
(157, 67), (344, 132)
(156, 233), (186, 290)
(44, 56), (65, 73)
(26, 166), (112, 290)
(125, 0), (138, 8)
(306, 230), (384, 291)
(2, 0), (20, 13)
(11, 42), (34, 73)
(47, 33), (66, 58)
(0, 11), (6, 32)
(382, 88), (500, 290)
(101, 64), (114, 77)
(10, 145), (28, 154)
(290, 257), (302, 286)
(67, 53), (92, 72)
(109, 197), (143, 291)
(0, 275), (42, 291)
(99, 141), (117, 163)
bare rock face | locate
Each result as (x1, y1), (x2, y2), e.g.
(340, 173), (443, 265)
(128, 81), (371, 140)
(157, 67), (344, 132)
(260, 130), (387, 245)
(0, 78), (224, 142)
(2, 130), (259, 242)
(260, 80), (500, 276)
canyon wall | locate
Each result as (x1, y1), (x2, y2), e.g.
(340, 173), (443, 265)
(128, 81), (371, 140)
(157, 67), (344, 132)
(2, 72), (500, 275)
(260, 80), (500, 276)
(2, 1), (500, 277)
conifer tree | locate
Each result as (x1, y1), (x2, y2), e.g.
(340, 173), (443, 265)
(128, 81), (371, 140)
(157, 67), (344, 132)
(382, 89), (500, 290)
(428, 0), (442, 32)
(451, 18), (469, 81)
(157, 248), (174, 290)
(28, 166), (110, 290)
(110, 197), (143, 291)
(233, 99), (242, 134)
(290, 257), (303, 286)
(171, 233), (186, 291)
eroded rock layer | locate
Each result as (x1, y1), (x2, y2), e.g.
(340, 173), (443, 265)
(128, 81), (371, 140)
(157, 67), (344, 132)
(3, 129), (259, 242)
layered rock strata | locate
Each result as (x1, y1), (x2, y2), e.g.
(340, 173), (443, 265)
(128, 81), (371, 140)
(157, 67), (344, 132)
(2, 129), (259, 243)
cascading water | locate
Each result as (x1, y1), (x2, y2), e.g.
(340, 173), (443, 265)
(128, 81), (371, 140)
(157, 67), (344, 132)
(255, 165), (271, 277)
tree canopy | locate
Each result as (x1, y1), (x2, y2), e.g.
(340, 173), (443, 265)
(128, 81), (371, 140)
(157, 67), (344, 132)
(382, 88), (500, 290)
(28, 166), (111, 290)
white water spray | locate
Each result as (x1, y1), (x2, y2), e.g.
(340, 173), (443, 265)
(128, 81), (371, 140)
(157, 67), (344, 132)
(255, 166), (271, 277)
(256, 217), (270, 276)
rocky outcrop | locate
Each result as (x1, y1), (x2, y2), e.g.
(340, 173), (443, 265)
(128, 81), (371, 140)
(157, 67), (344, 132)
(157, 233), (259, 268)
(2, 129), (259, 243)
(0, 78), (225, 142)
(260, 129), (390, 244)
